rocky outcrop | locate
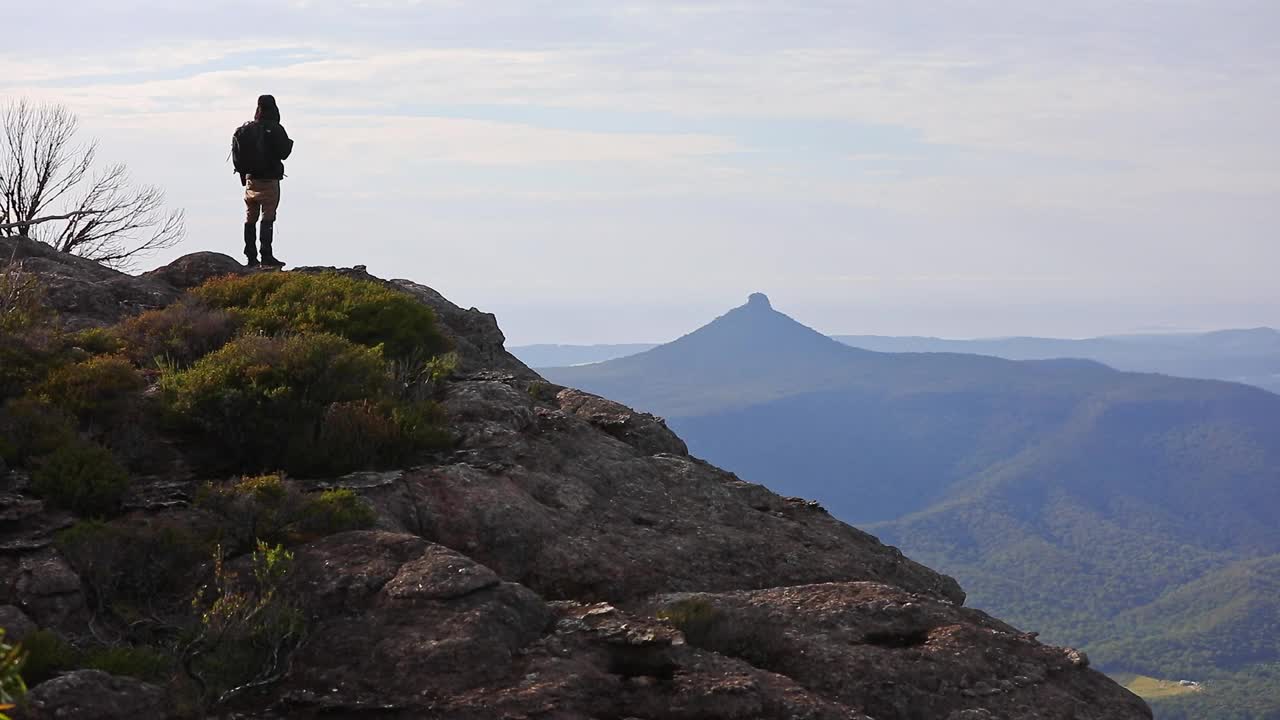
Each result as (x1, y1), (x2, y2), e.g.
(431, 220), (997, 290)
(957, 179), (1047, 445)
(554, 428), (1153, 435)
(140, 250), (246, 290)
(0, 236), (179, 328)
(0, 605), (36, 643)
(350, 376), (964, 605)
(0, 549), (86, 632)
(649, 583), (1150, 720)
(555, 387), (690, 456)
(0, 241), (1150, 719)
(280, 530), (871, 719)
(19, 670), (170, 720)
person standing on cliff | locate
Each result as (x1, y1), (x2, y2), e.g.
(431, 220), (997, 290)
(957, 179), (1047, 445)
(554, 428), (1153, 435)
(231, 95), (294, 267)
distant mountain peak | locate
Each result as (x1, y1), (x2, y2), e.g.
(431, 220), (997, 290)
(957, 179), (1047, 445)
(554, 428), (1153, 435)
(746, 292), (772, 309)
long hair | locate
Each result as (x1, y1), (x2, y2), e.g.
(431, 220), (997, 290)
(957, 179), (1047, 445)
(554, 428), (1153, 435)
(254, 94), (281, 125)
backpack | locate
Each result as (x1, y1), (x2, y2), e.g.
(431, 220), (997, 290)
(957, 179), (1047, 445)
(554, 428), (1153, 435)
(231, 121), (268, 175)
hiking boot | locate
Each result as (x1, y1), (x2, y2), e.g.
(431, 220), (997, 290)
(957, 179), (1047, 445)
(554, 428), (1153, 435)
(243, 223), (259, 266)
(259, 222), (284, 267)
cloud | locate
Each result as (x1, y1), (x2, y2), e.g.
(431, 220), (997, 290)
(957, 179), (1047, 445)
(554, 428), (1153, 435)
(4, 1), (1278, 341)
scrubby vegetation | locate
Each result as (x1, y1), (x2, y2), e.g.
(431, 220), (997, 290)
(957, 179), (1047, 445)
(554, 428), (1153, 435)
(0, 630), (24, 720)
(657, 598), (787, 671)
(31, 440), (131, 517)
(114, 297), (237, 368)
(16, 630), (77, 686)
(184, 542), (304, 709)
(0, 265), (452, 709)
(0, 396), (75, 466)
(37, 355), (145, 429)
(160, 332), (449, 475)
(57, 519), (213, 616)
(195, 271), (448, 360)
(196, 474), (376, 552)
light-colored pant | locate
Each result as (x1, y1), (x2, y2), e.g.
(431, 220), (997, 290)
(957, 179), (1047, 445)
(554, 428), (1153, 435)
(244, 178), (281, 224)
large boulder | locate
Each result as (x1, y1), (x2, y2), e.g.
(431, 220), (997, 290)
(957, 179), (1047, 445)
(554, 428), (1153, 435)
(0, 549), (86, 630)
(0, 605), (36, 642)
(0, 236), (179, 328)
(556, 387), (689, 456)
(140, 251), (246, 290)
(21, 670), (169, 720)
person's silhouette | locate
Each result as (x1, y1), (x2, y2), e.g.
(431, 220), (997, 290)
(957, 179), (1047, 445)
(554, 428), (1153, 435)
(231, 95), (294, 267)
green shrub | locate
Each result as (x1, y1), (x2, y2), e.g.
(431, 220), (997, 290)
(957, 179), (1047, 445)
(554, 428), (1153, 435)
(68, 327), (125, 356)
(0, 261), (64, 403)
(195, 272), (449, 360)
(0, 630), (25, 720)
(160, 332), (448, 474)
(81, 644), (171, 682)
(0, 396), (76, 466)
(17, 630), (77, 686)
(114, 298), (237, 368)
(0, 260), (46, 334)
(196, 474), (299, 550)
(185, 542), (304, 710)
(657, 598), (787, 671)
(159, 333), (390, 472)
(37, 355), (145, 429)
(57, 519), (212, 615)
(198, 475), (376, 548)
(302, 399), (451, 475)
(31, 441), (130, 517)
(0, 332), (63, 403)
(300, 488), (377, 535)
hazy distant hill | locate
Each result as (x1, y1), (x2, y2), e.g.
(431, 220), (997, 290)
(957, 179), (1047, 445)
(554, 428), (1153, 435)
(516, 328), (1280, 393)
(544, 294), (1280, 718)
(509, 343), (658, 368)
(835, 330), (1280, 395)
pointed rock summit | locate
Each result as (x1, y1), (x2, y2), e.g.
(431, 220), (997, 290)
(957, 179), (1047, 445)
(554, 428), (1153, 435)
(543, 292), (868, 416)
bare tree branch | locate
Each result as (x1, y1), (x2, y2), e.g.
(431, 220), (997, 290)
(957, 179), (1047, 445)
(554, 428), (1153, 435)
(0, 210), (100, 231)
(0, 99), (184, 269)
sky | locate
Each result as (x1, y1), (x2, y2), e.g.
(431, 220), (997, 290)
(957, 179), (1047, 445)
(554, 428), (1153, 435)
(4, 1), (1279, 343)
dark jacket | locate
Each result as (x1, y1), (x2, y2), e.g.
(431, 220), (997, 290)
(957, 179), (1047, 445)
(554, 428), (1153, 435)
(251, 122), (294, 180)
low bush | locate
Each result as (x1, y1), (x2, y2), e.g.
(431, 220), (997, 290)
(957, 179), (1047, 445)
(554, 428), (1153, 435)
(0, 397), (76, 467)
(17, 630), (171, 689)
(195, 272), (449, 360)
(16, 630), (76, 686)
(37, 355), (145, 429)
(197, 475), (376, 550)
(57, 519), (212, 616)
(0, 262), (64, 404)
(299, 488), (378, 535)
(0, 630), (24, 719)
(81, 644), (171, 682)
(196, 474), (298, 550)
(185, 542), (304, 710)
(31, 441), (130, 517)
(161, 332), (449, 474)
(303, 399), (450, 475)
(114, 298), (237, 369)
(68, 327), (125, 356)
(0, 259), (46, 334)
(159, 332), (390, 472)
(0, 332), (63, 403)
(657, 598), (787, 671)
